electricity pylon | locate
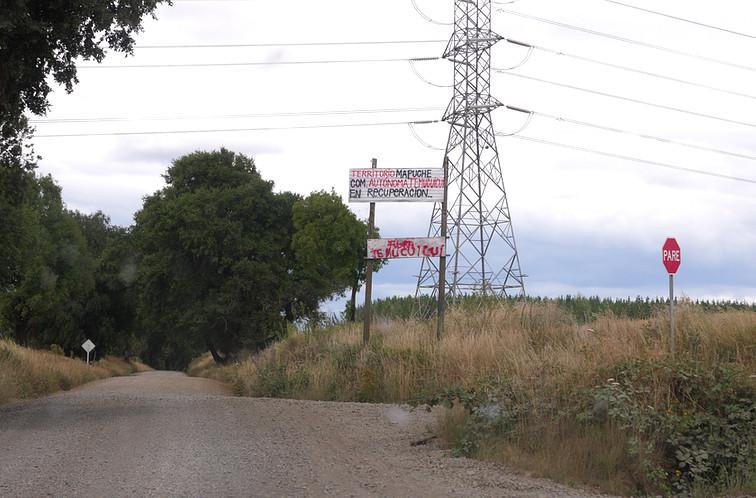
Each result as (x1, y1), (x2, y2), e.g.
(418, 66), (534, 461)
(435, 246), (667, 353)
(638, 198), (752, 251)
(416, 0), (526, 300)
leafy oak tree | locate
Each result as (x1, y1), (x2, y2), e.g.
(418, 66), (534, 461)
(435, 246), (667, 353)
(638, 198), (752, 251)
(2, 175), (96, 352)
(72, 211), (141, 356)
(134, 150), (384, 368)
(134, 149), (293, 369)
(1, 1), (173, 332)
(291, 191), (383, 322)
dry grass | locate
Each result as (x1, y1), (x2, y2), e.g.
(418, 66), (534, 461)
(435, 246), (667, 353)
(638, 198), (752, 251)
(193, 302), (755, 401)
(189, 302), (756, 495)
(0, 339), (151, 406)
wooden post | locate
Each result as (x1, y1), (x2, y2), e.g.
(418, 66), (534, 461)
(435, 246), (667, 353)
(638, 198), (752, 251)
(437, 157), (449, 341)
(362, 158), (377, 347)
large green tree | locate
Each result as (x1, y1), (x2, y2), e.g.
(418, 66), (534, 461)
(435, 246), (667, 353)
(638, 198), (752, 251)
(2, 175), (96, 352)
(134, 149), (292, 369)
(290, 191), (381, 322)
(133, 150), (384, 368)
(72, 211), (140, 356)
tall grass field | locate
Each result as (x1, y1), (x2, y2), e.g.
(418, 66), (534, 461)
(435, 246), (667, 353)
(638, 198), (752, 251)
(189, 299), (756, 496)
(0, 339), (151, 406)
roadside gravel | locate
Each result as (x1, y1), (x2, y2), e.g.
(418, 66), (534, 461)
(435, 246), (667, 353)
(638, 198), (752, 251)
(0, 371), (613, 497)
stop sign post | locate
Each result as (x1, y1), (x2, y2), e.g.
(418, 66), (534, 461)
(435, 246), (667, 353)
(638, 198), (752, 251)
(662, 238), (681, 356)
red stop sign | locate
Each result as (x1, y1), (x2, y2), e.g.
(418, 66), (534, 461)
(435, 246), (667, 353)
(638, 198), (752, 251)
(662, 238), (681, 274)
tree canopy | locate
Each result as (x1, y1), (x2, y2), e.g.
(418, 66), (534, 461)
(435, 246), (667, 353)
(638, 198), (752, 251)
(132, 150), (374, 369)
(0, 148), (379, 368)
(1, 0), (171, 163)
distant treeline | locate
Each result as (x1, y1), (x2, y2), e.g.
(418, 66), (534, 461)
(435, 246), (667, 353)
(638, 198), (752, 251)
(353, 295), (756, 323)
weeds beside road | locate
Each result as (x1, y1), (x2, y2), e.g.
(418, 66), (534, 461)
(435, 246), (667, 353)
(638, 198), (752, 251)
(0, 339), (151, 405)
(190, 301), (756, 497)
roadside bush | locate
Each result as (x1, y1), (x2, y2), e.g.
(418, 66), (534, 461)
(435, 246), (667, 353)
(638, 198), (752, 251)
(585, 359), (755, 494)
(0, 339), (149, 405)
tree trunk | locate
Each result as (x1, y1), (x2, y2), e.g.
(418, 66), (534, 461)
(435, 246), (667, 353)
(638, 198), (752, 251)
(207, 342), (227, 364)
(349, 281), (359, 322)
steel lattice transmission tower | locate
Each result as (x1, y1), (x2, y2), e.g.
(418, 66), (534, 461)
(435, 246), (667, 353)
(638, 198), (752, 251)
(416, 0), (525, 299)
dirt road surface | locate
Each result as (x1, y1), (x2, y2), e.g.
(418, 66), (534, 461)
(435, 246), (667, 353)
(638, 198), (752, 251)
(0, 371), (610, 497)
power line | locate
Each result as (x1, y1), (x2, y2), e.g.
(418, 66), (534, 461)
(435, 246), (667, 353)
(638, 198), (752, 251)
(408, 122), (445, 150)
(29, 106), (444, 125)
(506, 135), (756, 185)
(77, 56), (440, 69)
(498, 72), (756, 130)
(496, 8), (756, 73)
(34, 119), (441, 138)
(504, 105), (756, 162)
(135, 39), (447, 49)
(408, 60), (452, 88)
(411, 0), (453, 26)
(601, 0), (756, 41)
(504, 38), (756, 102)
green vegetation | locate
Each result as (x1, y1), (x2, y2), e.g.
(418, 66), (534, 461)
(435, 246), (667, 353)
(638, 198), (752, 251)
(133, 150), (374, 369)
(1, 0), (171, 163)
(0, 167), (141, 358)
(2, 2), (381, 370)
(0, 338), (150, 406)
(1, 149), (377, 369)
(190, 301), (756, 496)
(1, 0), (173, 364)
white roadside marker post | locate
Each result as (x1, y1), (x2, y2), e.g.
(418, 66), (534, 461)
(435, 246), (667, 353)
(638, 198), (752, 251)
(82, 339), (95, 365)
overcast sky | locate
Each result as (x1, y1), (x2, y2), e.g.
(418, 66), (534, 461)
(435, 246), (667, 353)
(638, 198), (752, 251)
(30, 0), (756, 309)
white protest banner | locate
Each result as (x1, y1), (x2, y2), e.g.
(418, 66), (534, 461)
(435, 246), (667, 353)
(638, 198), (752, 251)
(349, 168), (444, 203)
(367, 237), (446, 259)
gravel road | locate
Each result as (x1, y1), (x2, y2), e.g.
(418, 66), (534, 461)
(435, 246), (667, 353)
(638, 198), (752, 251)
(0, 371), (611, 497)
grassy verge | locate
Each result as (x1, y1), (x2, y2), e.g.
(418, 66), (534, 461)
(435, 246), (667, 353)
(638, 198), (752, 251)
(0, 339), (152, 406)
(189, 301), (756, 496)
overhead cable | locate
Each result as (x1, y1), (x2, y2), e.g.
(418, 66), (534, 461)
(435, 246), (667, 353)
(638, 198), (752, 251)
(601, 0), (756, 40)
(506, 135), (756, 185)
(504, 105), (756, 162)
(504, 38), (756, 102)
(498, 72), (756, 130)
(135, 39), (447, 49)
(411, 0), (453, 25)
(30, 106), (445, 125)
(34, 119), (441, 138)
(408, 60), (453, 88)
(78, 56), (440, 69)
(494, 111), (533, 136)
(496, 9), (756, 73)
(491, 44), (534, 71)
(408, 123), (445, 150)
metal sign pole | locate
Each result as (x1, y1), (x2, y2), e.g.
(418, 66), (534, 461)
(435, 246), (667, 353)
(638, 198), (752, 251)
(669, 273), (675, 357)
(437, 157), (449, 341)
(86, 351), (90, 365)
(362, 158), (377, 347)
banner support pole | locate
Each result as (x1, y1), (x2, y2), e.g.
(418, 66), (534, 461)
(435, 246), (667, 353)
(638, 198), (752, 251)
(362, 158), (377, 347)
